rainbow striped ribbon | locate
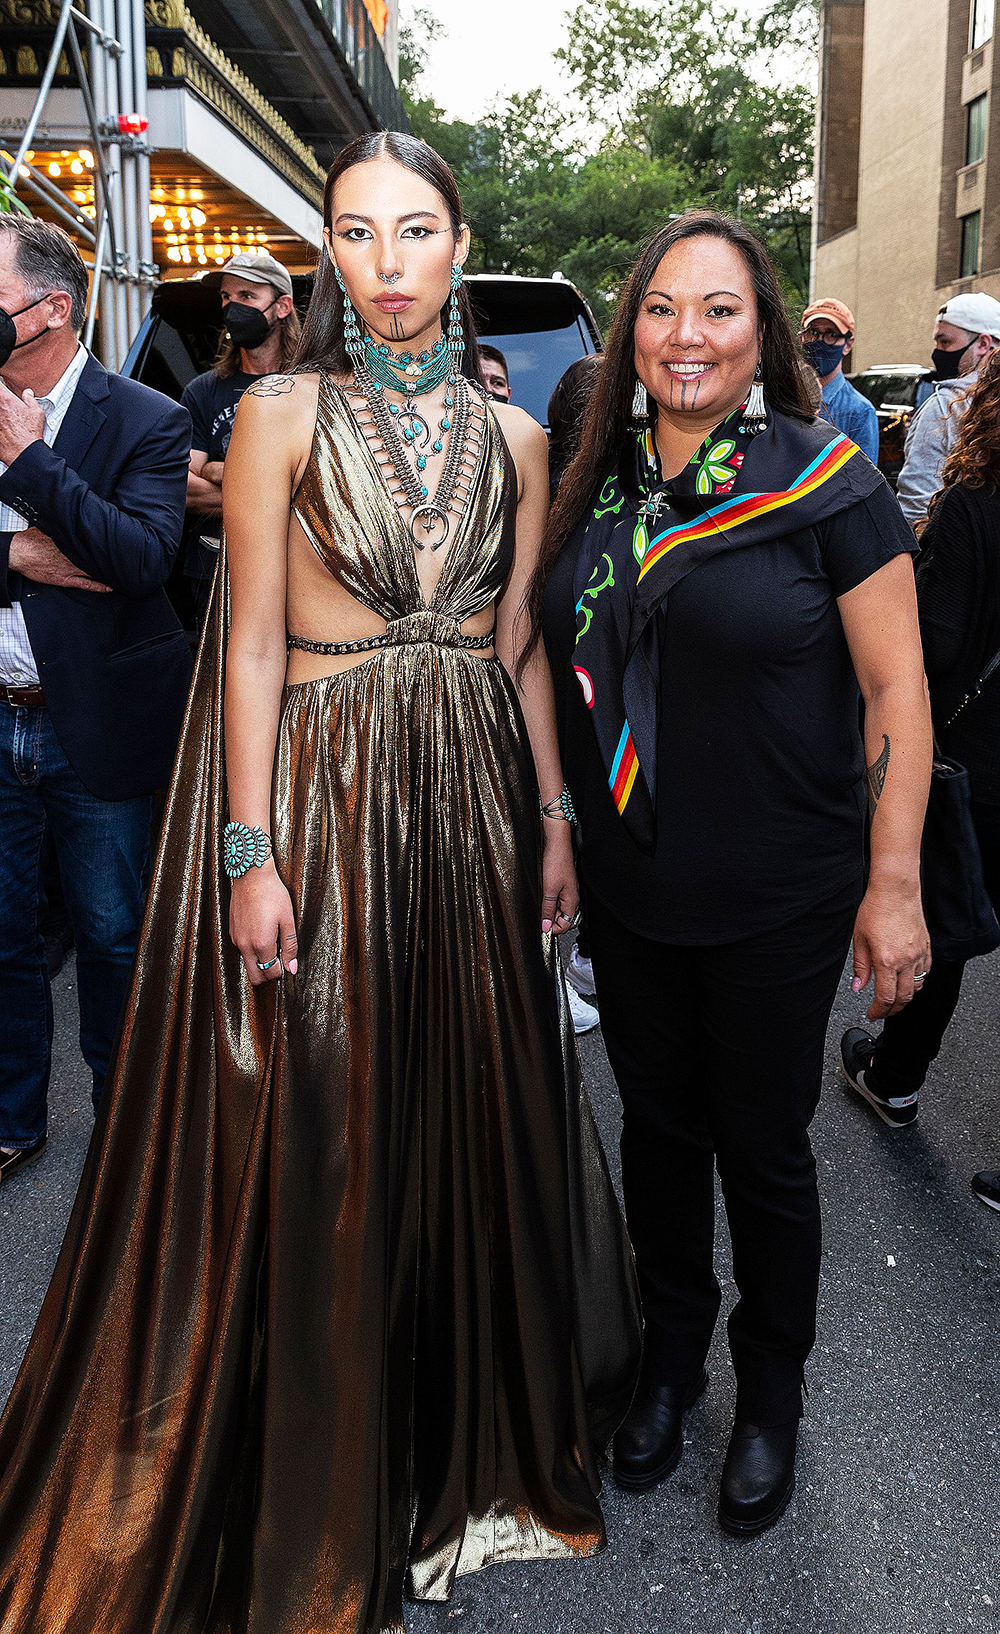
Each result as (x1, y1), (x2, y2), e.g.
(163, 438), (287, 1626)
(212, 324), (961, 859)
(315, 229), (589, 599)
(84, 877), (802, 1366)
(637, 434), (859, 585)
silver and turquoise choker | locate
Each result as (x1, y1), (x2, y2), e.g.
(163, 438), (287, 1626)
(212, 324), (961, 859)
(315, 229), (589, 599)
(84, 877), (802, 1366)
(361, 334), (451, 396)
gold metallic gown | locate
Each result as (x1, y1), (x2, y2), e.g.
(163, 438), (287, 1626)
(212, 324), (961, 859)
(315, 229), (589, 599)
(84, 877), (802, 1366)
(0, 378), (640, 1634)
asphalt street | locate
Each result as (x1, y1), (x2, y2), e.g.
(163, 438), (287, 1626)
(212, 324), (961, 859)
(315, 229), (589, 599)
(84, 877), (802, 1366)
(2, 949), (998, 1634)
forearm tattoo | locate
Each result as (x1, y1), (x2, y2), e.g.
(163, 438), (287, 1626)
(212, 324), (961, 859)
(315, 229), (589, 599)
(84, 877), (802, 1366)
(866, 733), (890, 817)
(244, 375), (296, 397)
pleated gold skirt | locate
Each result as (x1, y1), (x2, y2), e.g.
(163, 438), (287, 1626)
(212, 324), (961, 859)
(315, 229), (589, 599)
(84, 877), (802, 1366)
(0, 613), (640, 1632)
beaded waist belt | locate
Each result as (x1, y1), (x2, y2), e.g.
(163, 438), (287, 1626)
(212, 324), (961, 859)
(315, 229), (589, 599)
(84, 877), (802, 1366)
(287, 610), (494, 657)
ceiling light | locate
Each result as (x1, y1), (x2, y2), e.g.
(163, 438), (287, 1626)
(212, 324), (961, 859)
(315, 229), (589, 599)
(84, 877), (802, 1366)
(167, 247), (181, 261)
(190, 208), (206, 226)
(48, 162), (61, 176)
(70, 160), (83, 175)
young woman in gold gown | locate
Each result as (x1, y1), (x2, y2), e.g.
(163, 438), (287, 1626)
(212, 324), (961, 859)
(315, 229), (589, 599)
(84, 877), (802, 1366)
(0, 134), (639, 1633)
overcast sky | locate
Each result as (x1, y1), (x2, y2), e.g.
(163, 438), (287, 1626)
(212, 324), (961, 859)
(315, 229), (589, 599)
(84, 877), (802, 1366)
(409, 0), (576, 123)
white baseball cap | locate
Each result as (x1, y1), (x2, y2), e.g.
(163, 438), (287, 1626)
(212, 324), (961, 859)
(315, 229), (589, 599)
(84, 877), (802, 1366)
(939, 291), (1000, 340)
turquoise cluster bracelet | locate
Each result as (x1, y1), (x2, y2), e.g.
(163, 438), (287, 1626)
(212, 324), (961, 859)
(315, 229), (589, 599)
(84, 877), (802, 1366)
(540, 787), (577, 824)
(223, 821), (272, 880)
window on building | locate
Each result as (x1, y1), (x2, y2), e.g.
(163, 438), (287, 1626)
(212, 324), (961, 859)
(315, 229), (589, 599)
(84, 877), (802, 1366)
(971, 0), (995, 49)
(967, 94), (988, 164)
(961, 210), (982, 276)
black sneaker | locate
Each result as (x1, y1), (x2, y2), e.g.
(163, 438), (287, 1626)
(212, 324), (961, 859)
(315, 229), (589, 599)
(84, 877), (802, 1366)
(839, 1029), (919, 1128)
(971, 1171), (1000, 1212)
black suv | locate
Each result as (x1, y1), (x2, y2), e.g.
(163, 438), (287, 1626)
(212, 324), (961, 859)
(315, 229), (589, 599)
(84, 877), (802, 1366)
(122, 272), (603, 428)
(846, 364), (934, 488)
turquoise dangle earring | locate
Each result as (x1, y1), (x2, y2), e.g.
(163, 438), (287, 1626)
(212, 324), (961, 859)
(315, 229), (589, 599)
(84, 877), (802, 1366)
(448, 264), (465, 376)
(334, 265), (365, 360)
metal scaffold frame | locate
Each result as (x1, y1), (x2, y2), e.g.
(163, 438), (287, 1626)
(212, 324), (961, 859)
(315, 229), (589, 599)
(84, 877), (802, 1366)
(1, 0), (157, 370)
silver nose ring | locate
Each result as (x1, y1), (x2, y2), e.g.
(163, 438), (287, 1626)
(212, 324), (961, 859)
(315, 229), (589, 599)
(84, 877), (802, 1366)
(379, 271), (401, 285)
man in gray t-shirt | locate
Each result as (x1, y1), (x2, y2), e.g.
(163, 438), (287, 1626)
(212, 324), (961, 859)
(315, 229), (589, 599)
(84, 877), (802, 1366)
(896, 291), (1000, 531)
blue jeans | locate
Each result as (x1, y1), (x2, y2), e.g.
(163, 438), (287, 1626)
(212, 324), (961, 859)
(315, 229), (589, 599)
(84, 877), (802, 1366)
(0, 703), (152, 1147)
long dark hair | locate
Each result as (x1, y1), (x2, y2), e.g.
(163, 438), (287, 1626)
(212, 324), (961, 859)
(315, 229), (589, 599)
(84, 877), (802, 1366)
(547, 354), (603, 497)
(524, 211), (812, 658)
(293, 131), (479, 379)
(935, 344), (1000, 502)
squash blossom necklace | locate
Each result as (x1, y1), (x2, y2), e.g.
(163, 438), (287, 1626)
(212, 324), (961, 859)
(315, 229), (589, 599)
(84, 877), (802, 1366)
(336, 265), (474, 551)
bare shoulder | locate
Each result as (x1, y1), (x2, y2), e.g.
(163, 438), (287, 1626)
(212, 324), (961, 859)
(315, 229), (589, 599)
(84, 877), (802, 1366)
(233, 372), (319, 436)
(489, 399), (547, 460)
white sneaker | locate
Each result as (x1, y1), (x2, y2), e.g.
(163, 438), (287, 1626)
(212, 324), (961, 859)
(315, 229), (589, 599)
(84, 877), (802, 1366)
(566, 948), (596, 999)
(566, 984), (599, 1035)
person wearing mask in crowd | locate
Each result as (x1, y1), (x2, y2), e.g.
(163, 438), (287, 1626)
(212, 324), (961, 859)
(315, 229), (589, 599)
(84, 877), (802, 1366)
(798, 298), (878, 463)
(0, 133), (640, 1633)
(180, 251), (300, 628)
(478, 341), (511, 401)
(0, 216), (191, 1183)
(540, 210), (931, 1538)
(546, 352), (604, 1035)
(841, 348), (1000, 1216)
(896, 292), (1000, 532)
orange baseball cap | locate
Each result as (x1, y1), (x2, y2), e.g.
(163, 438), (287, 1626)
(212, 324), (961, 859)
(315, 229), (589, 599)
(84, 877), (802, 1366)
(801, 297), (855, 334)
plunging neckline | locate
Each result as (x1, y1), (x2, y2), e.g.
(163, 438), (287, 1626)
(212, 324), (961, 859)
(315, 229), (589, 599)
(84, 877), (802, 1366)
(326, 373), (487, 614)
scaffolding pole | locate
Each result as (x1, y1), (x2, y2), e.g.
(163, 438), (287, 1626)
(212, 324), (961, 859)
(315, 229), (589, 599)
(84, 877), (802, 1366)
(1, 0), (157, 370)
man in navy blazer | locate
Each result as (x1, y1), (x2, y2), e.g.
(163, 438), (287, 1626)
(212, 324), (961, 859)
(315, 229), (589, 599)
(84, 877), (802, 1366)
(0, 216), (192, 1182)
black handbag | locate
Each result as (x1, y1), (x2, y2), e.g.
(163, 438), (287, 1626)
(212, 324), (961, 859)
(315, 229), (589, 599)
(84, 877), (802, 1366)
(921, 649), (1000, 962)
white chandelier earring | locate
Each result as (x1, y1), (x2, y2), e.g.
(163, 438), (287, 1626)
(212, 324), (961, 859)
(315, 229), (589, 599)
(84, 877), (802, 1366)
(739, 361), (767, 435)
(629, 375), (649, 429)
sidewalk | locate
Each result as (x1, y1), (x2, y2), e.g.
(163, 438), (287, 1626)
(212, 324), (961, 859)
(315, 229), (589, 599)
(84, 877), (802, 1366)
(2, 954), (998, 1633)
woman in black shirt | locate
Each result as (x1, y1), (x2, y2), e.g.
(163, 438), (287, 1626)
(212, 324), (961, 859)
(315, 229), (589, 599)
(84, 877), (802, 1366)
(841, 349), (1000, 1211)
(537, 212), (932, 1537)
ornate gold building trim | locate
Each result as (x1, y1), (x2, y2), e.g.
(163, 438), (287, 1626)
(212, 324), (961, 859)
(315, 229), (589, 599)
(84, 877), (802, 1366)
(0, 0), (325, 207)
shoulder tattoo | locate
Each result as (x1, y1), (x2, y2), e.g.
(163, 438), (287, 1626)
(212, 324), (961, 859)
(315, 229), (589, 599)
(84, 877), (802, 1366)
(244, 375), (296, 398)
(866, 734), (890, 817)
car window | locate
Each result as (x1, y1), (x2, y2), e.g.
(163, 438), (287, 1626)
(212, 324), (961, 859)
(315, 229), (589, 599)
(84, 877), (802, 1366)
(848, 372), (920, 412)
(137, 319), (218, 400)
(478, 319), (598, 427)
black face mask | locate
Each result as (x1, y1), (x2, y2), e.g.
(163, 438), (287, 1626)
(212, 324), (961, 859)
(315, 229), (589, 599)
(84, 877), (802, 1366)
(0, 293), (51, 369)
(931, 341), (974, 380)
(223, 297), (277, 350)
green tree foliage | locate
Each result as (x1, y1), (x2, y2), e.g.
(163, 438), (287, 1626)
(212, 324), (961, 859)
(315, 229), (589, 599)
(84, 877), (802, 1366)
(398, 0), (817, 319)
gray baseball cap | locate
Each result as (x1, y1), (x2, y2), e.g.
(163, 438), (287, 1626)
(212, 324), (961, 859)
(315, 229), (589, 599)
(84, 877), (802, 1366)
(203, 251), (293, 299)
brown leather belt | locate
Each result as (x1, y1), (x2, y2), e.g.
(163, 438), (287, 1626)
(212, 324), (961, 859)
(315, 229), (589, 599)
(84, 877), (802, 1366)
(0, 683), (45, 708)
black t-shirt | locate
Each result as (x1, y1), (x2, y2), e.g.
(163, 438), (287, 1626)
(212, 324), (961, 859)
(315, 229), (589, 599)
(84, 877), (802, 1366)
(179, 369), (257, 574)
(542, 482), (917, 944)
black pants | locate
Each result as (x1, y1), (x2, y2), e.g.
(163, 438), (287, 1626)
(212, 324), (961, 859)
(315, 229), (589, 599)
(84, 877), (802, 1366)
(872, 799), (1000, 1098)
(587, 881), (858, 1425)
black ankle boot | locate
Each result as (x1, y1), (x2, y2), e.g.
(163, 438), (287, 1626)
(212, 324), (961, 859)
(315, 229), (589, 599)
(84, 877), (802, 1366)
(718, 1417), (799, 1537)
(613, 1367), (708, 1491)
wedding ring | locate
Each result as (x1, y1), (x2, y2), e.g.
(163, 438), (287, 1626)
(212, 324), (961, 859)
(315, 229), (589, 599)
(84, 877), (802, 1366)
(255, 956), (278, 971)
(914, 971), (928, 983)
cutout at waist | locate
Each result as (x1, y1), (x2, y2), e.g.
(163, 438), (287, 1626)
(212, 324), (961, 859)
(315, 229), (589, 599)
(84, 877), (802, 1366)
(287, 609), (495, 657)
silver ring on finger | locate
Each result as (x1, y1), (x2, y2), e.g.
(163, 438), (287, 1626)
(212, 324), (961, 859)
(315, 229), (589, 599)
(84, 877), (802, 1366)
(255, 956), (279, 971)
(914, 971), (928, 983)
